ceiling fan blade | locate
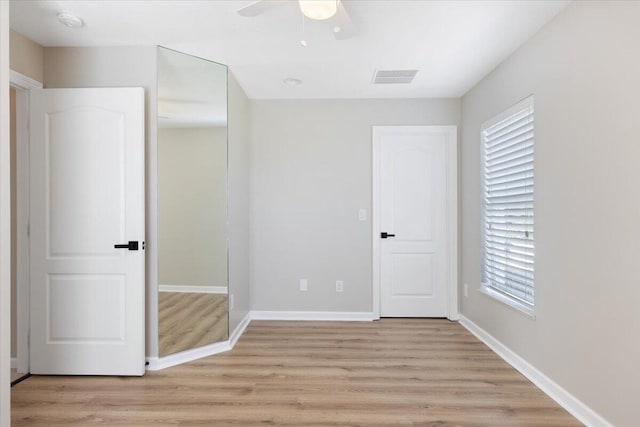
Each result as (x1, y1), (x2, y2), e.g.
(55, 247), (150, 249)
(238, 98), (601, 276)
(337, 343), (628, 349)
(332, 0), (356, 40)
(236, 0), (287, 17)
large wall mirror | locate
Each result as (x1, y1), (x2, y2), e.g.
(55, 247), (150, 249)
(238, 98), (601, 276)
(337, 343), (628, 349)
(157, 47), (229, 356)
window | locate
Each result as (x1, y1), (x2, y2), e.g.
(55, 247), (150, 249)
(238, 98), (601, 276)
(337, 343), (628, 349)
(481, 96), (535, 315)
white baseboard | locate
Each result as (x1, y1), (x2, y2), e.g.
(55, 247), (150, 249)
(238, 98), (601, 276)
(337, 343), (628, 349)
(159, 284), (228, 294)
(146, 311), (375, 371)
(459, 315), (613, 427)
(147, 340), (232, 371)
(250, 310), (376, 321)
(229, 312), (251, 347)
(10, 358), (16, 369)
(145, 357), (160, 370)
(147, 312), (251, 371)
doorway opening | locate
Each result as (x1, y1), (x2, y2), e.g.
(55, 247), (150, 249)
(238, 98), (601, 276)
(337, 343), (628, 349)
(9, 70), (42, 385)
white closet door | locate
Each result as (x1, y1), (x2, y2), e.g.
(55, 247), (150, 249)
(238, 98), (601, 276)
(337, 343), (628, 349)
(378, 126), (453, 317)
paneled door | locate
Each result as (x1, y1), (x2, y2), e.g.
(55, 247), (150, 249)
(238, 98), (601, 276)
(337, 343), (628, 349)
(29, 88), (145, 375)
(374, 126), (457, 318)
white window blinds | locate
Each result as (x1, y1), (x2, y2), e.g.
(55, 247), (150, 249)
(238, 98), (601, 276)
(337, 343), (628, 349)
(481, 96), (535, 307)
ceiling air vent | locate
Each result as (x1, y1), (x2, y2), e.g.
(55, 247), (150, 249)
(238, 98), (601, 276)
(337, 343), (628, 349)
(372, 69), (418, 84)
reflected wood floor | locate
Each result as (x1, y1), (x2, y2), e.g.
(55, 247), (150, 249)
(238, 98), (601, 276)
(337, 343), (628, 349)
(158, 292), (228, 356)
(12, 319), (582, 426)
(11, 369), (25, 382)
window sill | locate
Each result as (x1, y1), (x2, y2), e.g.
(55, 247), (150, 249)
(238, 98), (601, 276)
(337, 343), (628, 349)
(479, 285), (536, 319)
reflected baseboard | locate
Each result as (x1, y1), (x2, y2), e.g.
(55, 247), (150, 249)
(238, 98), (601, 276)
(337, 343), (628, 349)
(147, 311), (250, 371)
(159, 284), (228, 294)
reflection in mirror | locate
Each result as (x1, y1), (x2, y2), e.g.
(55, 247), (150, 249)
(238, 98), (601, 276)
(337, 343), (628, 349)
(157, 47), (229, 356)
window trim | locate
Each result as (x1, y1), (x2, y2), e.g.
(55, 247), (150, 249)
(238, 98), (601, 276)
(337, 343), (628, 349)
(479, 284), (536, 319)
(480, 95), (536, 318)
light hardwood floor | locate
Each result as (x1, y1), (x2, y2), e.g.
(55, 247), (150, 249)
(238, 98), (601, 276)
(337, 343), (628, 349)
(12, 319), (582, 426)
(158, 292), (228, 356)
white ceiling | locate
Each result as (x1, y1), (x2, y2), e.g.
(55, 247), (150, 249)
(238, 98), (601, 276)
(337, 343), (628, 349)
(10, 0), (570, 99)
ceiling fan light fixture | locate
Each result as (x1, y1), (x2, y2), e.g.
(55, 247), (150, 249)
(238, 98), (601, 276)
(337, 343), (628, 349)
(298, 0), (338, 21)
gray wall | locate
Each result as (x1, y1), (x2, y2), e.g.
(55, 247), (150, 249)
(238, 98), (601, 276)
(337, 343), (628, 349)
(460, 2), (640, 426)
(44, 46), (160, 357)
(228, 73), (251, 332)
(158, 127), (228, 288)
(10, 30), (43, 83)
(250, 99), (460, 312)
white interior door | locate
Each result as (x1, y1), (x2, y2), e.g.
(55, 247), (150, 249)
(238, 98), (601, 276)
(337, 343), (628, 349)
(375, 126), (456, 317)
(29, 88), (145, 375)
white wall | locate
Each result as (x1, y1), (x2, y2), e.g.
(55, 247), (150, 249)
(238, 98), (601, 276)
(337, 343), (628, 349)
(250, 99), (460, 313)
(9, 88), (16, 358)
(228, 73), (251, 332)
(158, 127), (227, 288)
(0, 1), (11, 423)
(44, 46), (160, 357)
(460, 2), (640, 426)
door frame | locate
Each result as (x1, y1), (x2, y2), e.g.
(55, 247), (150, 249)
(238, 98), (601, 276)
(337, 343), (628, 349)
(1, 5), (10, 423)
(372, 125), (458, 320)
(10, 70), (42, 374)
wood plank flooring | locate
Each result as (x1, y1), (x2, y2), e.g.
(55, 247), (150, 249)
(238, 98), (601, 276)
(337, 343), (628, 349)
(158, 292), (228, 356)
(12, 319), (582, 426)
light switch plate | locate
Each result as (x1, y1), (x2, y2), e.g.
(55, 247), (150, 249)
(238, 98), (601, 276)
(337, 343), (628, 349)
(358, 208), (367, 221)
(300, 279), (308, 292)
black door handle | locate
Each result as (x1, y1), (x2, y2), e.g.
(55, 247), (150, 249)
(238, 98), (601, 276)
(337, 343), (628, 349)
(114, 241), (139, 251)
(380, 232), (396, 239)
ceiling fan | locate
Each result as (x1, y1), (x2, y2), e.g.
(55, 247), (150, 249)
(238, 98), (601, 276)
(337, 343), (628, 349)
(236, 0), (356, 40)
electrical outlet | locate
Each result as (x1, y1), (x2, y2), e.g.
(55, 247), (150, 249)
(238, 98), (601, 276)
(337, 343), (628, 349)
(336, 280), (344, 292)
(300, 279), (308, 292)
(464, 283), (469, 297)
(230, 294), (234, 310)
